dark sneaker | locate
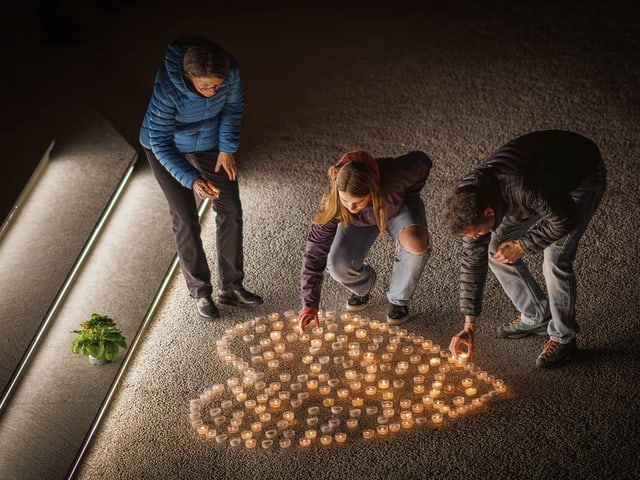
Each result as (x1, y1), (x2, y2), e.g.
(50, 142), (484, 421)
(196, 296), (220, 319)
(345, 268), (376, 312)
(346, 293), (371, 312)
(498, 315), (550, 339)
(387, 304), (410, 325)
(535, 339), (577, 369)
(218, 287), (263, 308)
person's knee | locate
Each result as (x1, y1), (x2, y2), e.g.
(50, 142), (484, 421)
(398, 225), (429, 254)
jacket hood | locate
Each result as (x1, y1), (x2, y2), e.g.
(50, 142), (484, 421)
(164, 40), (197, 98)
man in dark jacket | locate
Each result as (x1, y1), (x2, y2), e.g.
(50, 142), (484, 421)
(447, 130), (607, 369)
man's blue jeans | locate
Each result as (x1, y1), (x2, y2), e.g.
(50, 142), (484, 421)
(488, 164), (607, 343)
(326, 198), (431, 306)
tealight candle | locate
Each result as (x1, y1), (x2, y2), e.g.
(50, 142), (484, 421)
(279, 438), (292, 449)
(270, 331), (282, 342)
(305, 429), (318, 440)
(286, 332), (298, 343)
(351, 397), (364, 407)
(265, 429), (278, 439)
(364, 373), (377, 383)
(320, 435), (333, 446)
(245, 438), (257, 449)
(401, 419), (414, 429)
(299, 438), (311, 447)
(362, 429), (375, 439)
(307, 380), (318, 390)
(323, 397), (335, 407)
(393, 379), (405, 389)
(331, 406), (343, 415)
(431, 413), (444, 425)
(259, 413), (271, 423)
(279, 391), (290, 401)
(465, 387), (477, 397)
(269, 398), (282, 409)
(337, 389), (349, 399)
(461, 377), (474, 388)
(366, 406), (378, 416)
(346, 418), (359, 429)
(382, 390), (395, 400)
(376, 425), (389, 436)
(453, 396), (465, 406)
(378, 379), (390, 389)
(241, 430), (252, 440)
(365, 386), (377, 396)
(335, 432), (347, 443)
(413, 385), (425, 394)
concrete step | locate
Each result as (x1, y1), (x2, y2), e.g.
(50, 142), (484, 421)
(0, 112), (179, 479)
(0, 110), (137, 405)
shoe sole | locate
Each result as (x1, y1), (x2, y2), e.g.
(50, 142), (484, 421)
(536, 350), (576, 369)
(387, 315), (410, 325)
(197, 309), (220, 319)
(345, 303), (368, 312)
(498, 323), (550, 339)
(218, 297), (262, 308)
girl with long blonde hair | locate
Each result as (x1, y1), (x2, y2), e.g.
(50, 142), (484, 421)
(299, 150), (433, 332)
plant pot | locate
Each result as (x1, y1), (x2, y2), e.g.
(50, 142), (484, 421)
(89, 355), (108, 365)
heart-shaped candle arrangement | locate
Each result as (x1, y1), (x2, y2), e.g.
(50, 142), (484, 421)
(188, 310), (508, 449)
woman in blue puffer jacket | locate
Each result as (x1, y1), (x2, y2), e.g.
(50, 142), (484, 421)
(140, 35), (262, 319)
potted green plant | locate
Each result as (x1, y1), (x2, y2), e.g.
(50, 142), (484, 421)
(71, 313), (128, 365)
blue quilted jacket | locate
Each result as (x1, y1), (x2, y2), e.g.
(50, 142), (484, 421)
(139, 37), (244, 188)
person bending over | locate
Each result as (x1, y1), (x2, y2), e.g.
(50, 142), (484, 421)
(447, 130), (607, 368)
(299, 150), (432, 332)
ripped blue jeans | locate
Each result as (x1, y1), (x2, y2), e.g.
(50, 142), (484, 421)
(326, 203), (431, 306)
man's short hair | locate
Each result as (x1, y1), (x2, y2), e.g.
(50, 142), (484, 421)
(445, 187), (489, 235)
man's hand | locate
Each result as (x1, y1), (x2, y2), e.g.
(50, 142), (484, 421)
(216, 152), (237, 181)
(492, 240), (524, 264)
(449, 316), (476, 358)
(193, 178), (220, 199)
(298, 307), (319, 334)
